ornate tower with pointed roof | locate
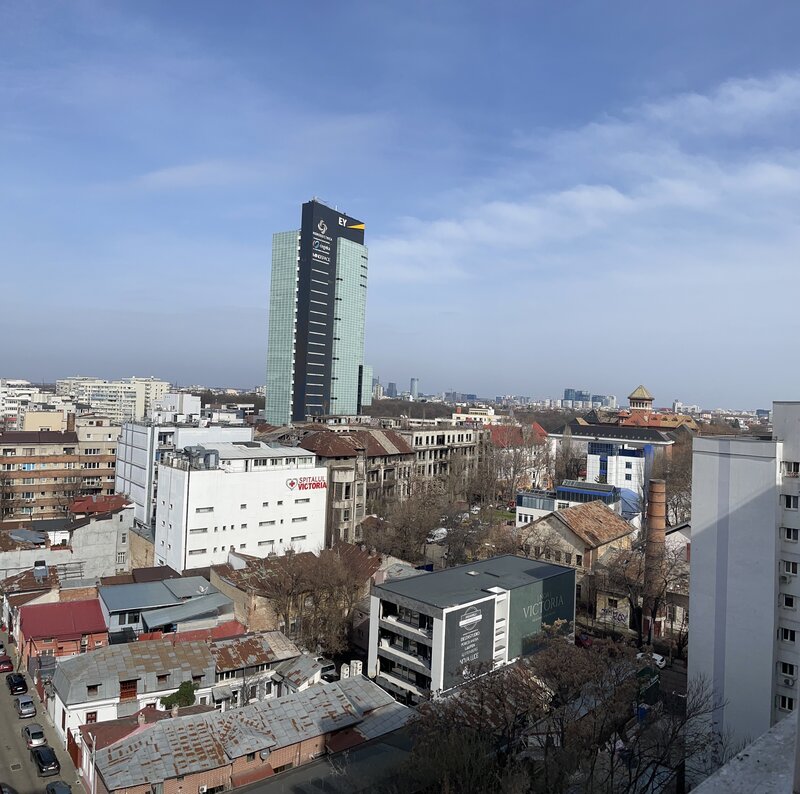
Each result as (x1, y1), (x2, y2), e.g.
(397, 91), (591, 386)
(628, 385), (654, 412)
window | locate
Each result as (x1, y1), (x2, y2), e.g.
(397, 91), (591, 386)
(784, 461), (800, 476)
(782, 628), (796, 643)
(87, 684), (99, 696)
(608, 598), (619, 609)
(195, 507), (213, 513)
(116, 551), (127, 566)
(291, 535), (307, 542)
(258, 540), (274, 547)
(779, 695), (795, 711)
(121, 533), (127, 544)
(625, 462), (632, 469)
(782, 662), (796, 676)
(277, 500), (283, 506)
(785, 561), (798, 575)
(262, 501), (269, 507)
(240, 503), (247, 509)
(124, 611), (140, 625)
(576, 554), (583, 567)
(188, 549), (206, 556)
(119, 679), (138, 700)
(246, 752), (256, 762)
(785, 527), (799, 542)
(192, 674), (204, 684)
(292, 516), (307, 523)
(564, 553), (572, 565)
(241, 523), (247, 529)
(784, 495), (799, 510)
(624, 474), (632, 481)
(259, 520), (276, 527)
(190, 527), (208, 534)
(157, 674), (170, 685)
(575, 584), (582, 599)
(785, 595), (796, 609)
(86, 711), (97, 724)
(295, 498), (310, 504)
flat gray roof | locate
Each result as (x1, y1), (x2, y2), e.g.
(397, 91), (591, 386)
(162, 576), (217, 599)
(373, 555), (572, 609)
(99, 582), (180, 612)
(210, 441), (315, 460)
(141, 592), (232, 630)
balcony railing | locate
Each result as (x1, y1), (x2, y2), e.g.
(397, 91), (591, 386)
(380, 613), (433, 638)
(377, 669), (427, 697)
(378, 640), (432, 671)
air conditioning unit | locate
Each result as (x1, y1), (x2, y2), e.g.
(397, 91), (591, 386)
(781, 574), (793, 583)
(785, 677), (796, 687)
(198, 787), (208, 794)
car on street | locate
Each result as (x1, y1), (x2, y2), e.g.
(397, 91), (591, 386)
(15, 695), (36, 718)
(637, 651), (667, 669)
(22, 723), (46, 747)
(31, 746), (60, 777)
(45, 783), (72, 794)
(6, 673), (27, 694)
(0, 655), (13, 673)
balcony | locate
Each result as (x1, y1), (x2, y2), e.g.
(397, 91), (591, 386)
(378, 640), (431, 673)
(377, 670), (428, 699)
(379, 614), (433, 644)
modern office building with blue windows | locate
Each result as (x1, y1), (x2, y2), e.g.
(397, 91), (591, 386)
(265, 199), (372, 425)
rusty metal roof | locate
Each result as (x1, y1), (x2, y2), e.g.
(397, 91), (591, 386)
(210, 631), (299, 671)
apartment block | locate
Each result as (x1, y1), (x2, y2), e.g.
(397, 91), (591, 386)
(56, 377), (170, 423)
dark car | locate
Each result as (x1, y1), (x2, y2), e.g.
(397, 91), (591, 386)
(45, 783), (72, 794)
(5, 673), (27, 695)
(0, 656), (13, 673)
(31, 746), (60, 777)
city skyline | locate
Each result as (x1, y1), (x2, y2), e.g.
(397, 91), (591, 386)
(3, 3), (800, 406)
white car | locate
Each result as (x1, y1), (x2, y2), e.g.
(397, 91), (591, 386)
(636, 651), (666, 669)
(427, 528), (448, 544)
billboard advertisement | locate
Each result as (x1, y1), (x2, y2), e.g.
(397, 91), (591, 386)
(507, 569), (576, 659)
(442, 597), (496, 690)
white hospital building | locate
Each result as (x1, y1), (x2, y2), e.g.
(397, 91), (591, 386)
(154, 441), (328, 572)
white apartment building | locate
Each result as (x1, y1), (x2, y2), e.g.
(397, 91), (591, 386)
(115, 415), (253, 527)
(690, 401), (800, 748)
(154, 441), (327, 572)
(56, 377), (170, 423)
(0, 379), (44, 428)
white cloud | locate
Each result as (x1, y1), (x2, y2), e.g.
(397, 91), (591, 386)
(135, 160), (261, 189)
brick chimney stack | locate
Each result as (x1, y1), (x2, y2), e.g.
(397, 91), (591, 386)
(643, 479), (666, 643)
(66, 412), (76, 432)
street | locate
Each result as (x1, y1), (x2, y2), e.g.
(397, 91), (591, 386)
(0, 630), (78, 794)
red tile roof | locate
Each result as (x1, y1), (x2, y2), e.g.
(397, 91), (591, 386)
(70, 494), (130, 515)
(19, 599), (106, 640)
(138, 620), (246, 644)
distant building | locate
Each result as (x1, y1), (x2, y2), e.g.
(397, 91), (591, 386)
(386, 382), (398, 398)
(265, 199), (371, 425)
(451, 406), (501, 425)
(410, 378), (419, 399)
(55, 377), (170, 423)
(515, 480), (622, 526)
(367, 555), (575, 704)
(154, 441), (328, 571)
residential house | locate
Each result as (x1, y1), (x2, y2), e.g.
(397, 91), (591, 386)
(17, 599), (107, 668)
(89, 676), (411, 793)
(518, 500), (636, 604)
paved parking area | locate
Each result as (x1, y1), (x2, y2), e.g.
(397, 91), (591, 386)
(0, 630), (80, 794)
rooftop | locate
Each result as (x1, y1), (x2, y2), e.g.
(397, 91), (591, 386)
(98, 582), (181, 613)
(531, 500), (635, 549)
(373, 554), (572, 609)
(0, 430), (79, 445)
(19, 599), (106, 640)
(299, 429), (413, 458)
(628, 385), (654, 401)
(140, 592), (231, 631)
(94, 676), (407, 789)
(208, 441), (315, 461)
(551, 420), (673, 444)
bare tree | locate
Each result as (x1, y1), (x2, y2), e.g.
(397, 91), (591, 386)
(554, 427), (584, 486)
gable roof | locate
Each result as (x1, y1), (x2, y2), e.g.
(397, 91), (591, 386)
(299, 429), (413, 459)
(535, 500), (634, 549)
(552, 421), (673, 445)
(19, 599), (106, 640)
(209, 631), (299, 671)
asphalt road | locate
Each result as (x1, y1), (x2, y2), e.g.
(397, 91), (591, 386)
(0, 630), (79, 794)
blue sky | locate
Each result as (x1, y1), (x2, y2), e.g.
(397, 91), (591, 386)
(2, 2), (800, 408)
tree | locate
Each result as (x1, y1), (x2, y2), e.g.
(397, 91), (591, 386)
(160, 680), (197, 709)
(553, 428), (584, 486)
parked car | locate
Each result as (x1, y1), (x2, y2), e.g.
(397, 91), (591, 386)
(0, 656), (13, 673)
(426, 528), (448, 544)
(316, 657), (337, 681)
(636, 651), (667, 669)
(31, 746), (60, 777)
(45, 783), (72, 794)
(15, 695), (36, 718)
(5, 673), (27, 695)
(22, 723), (46, 748)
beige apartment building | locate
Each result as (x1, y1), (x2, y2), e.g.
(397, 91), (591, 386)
(56, 377), (169, 423)
(0, 415), (118, 520)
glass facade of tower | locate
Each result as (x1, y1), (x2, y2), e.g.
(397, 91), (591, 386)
(330, 238), (368, 415)
(265, 200), (371, 424)
(265, 231), (300, 426)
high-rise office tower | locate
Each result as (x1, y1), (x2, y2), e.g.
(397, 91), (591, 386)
(265, 199), (372, 425)
(386, 382), (397, 398)
(410, 378), (419, 399)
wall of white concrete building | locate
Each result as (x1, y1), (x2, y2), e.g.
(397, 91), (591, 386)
(689, 435), (783, 748)
(155, 453), (327, 572)
(585, 452), (645, 492)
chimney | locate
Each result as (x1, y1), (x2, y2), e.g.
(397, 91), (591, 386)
(66, 413), (75, 432)
(171, 704), (179, 718)
(643, 479), (666, 644)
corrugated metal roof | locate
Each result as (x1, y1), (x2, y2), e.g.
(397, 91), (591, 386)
(140, 592), (232, 630)
(20, 599), (106, 640)
(95, 677), (403, 789)
(98, 582), (180, 613)
(162, 576), (217, 599)
(210, 631), (299, 671)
